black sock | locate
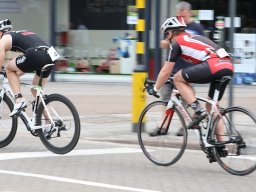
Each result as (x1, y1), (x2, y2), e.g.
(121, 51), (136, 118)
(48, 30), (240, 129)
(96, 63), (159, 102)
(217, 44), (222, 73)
(190, 100), (204, 114)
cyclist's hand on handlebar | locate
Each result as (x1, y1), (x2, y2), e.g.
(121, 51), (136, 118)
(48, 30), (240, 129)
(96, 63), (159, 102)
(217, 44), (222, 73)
(146, 85), (159, 98)
(144, 78), (160, 98)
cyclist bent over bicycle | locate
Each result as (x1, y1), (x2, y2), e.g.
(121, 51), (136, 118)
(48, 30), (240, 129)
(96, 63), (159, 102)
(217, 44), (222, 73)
(147, 17), (234, 141)
(0, 19), (59, 116)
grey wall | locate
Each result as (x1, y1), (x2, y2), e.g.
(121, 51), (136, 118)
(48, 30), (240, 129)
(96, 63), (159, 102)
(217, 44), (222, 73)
(0, 0), (69, 44)
(0, 0), (50, 42)
(0, 0), (177, 57)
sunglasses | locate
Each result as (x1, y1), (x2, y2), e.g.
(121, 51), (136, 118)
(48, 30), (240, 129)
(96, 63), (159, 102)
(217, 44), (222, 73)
(164, 31), (172, 38)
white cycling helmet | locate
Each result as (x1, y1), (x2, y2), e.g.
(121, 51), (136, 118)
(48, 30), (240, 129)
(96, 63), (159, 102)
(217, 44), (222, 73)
(0, 19), (12, 33)
(161, 16), (186, 32)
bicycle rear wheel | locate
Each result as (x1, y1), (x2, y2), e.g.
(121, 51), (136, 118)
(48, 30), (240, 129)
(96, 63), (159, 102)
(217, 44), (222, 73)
(0, 95), (18, 148)
(212, 106), (256, 175)
(36, 94), (80, 154)
(138, 100), (187, 166)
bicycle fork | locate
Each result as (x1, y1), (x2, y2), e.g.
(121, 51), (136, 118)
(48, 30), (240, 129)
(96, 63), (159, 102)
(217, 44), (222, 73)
(161, 97), (191, 134)
(159, 108), (174, 133)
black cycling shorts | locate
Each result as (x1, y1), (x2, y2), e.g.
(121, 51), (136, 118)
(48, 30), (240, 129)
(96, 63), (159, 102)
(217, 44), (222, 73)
(16, 49), (53, 78)
(181, 61), (233, 100)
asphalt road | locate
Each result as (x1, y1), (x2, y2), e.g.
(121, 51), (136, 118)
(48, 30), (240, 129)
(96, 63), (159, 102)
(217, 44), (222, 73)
(0, 80), (255, 192)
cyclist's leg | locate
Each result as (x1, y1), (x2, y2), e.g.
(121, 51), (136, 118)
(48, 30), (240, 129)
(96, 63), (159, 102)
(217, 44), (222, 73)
(206, 60), (233, 156)
(6, 57), (27, 116)
(6, 58), (24, 96)
(30, 49), (53, 96)
(7, 50), (41, 96)
(207, 73), (232, 142)
(174, 65), (209, 127)
(190, 58), (232, 158)
(31, 74), (49, 97)
(171, 72), (195, 135)
(31, 73), (51, 124)
(206, 100), (226, 141)
(173, 70), (197, 105)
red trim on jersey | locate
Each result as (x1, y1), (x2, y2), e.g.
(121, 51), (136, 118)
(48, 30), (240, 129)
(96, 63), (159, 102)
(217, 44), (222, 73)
(21, 31), (36, 36)
(208, 58), (234, 73)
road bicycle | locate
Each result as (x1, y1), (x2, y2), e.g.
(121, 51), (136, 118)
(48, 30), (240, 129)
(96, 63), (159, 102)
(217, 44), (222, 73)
(0, 64), (80, 154)
(138, 76), (256, 176)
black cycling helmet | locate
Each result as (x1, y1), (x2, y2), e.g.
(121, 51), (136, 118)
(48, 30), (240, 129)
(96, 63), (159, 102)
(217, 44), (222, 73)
(0, 19), (12, 33)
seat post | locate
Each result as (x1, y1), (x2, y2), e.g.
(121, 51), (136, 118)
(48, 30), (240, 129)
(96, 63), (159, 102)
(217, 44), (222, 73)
(38, 64), (55, 87)
(213, 89), (220, 102)
(212, 76), (232, 102)
(38, 72), (44, 87)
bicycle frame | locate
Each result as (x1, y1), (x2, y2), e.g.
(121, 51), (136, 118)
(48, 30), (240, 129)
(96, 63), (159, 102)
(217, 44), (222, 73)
(165, 87), (224, 148)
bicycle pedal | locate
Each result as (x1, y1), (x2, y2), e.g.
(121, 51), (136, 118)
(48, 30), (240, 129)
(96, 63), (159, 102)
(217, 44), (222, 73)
(217, 148), (228, 157)
(44, 128), (56, 140)
(206, 154), (216, 163)
(188, 125), (200, 129)
(209, 158), (216, 163)
(60, 127), (67, 131)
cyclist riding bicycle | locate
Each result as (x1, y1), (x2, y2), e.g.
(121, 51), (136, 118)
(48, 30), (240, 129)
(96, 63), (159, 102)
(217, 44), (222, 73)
(147, 16), (234, 136)
(161, 1), (205, 136)
(0, 19), (59, 116)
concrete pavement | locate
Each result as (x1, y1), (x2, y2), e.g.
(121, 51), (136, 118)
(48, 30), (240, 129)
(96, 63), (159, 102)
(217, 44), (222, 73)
(20, 73), (256, 142)
(0, 73), (255, 192)
(19, 73), (256, 150)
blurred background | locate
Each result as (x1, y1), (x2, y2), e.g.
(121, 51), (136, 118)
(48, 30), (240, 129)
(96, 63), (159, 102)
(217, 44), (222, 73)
(0, 0), (255, 85)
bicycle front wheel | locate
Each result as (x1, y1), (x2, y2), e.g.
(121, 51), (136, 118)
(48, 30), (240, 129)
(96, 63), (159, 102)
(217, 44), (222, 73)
(0, 95), (18, 148)
(138, 100), (187, 166)
(212, 106), (256, 176)
(36, 94), (80, 154)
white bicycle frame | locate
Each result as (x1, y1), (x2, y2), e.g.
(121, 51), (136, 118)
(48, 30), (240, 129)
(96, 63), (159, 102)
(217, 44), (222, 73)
(0, 64), (55, 131)
(166, 87), (222, 148)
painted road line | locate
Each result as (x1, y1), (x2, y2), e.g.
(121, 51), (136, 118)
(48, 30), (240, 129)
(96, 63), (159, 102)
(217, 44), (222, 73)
(0, 148), (255, 161)
(0, 147), (143, 161)
(0, 170), (161, 192)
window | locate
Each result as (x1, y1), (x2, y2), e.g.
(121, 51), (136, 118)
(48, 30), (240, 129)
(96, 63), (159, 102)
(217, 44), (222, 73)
(70, 0), (135, 30)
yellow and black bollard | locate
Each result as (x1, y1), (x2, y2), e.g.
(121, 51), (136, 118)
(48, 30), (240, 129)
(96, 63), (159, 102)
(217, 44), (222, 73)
(132, 0), (147, 132)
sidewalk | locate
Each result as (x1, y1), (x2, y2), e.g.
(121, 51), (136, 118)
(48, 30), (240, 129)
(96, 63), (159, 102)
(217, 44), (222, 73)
(20, 73), (256, 150)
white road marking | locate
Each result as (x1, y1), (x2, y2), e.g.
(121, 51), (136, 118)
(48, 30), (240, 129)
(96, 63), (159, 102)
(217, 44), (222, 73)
(0, 147), (161, 192)
(1, 147), (255, 191)
(0, 169), (161, 192)
(0, 147), (143, 161)
(0, 147), (255, 161)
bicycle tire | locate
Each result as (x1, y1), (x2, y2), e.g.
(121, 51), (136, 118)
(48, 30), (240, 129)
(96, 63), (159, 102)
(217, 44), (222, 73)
(138, 100), (187, 166)
(0, 95), (18, 148)
(36, 94), (80, 154)
(211, 106), (256, 176)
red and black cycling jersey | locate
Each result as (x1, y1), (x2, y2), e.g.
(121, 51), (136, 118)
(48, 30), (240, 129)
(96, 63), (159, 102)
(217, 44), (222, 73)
(7, 31), (49, 53)
(167, 33), (222, 64)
